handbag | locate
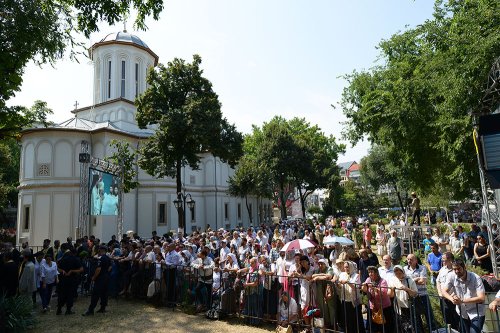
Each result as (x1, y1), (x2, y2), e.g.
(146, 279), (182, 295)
(371, 307), (386, 325)
(275, 324), (292, 333)
(324, 283), (334, 301)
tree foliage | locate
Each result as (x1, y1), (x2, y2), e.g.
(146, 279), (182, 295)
(1, 0), (164, 136)
(0, 138), (20, 210)
(360, 144), (407, 210)
(243, 116), (344, 219)
(0, 101), (53, 140)
(105, 140), (139, 193)
(340, 0), (500, 198)
(136, 55), (243, 231)
(228, 155), (272, 224)
(340, 181), (373, 216)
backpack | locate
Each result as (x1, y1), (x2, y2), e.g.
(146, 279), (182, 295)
(481, 274), (500, 292)
(389, 238), (402, 260)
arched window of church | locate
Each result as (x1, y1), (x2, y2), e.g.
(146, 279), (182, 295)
(135, 63), (139, 98)
(121, 60), (126, 98)
(107, 60), (112, 99)
(95, 60), (101, 102)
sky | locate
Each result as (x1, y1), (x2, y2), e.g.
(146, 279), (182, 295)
(9, 0), (436, 163)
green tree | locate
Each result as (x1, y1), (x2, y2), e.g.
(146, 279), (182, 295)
(247, 117), (306, 219)
(136, 55), (243, 233)
(1, 0), (164, 136)
(0, 139), (20, 208)
(1, 0), (164, 108)
(105, 140), (139, 193)
(341, 181), (373, 216)
(340, 0), (500, 198)
(245, 116), (344, 219)
(0, 101), (53, 140)
(360, 145), (407, 211)
(228, 156), (271, 224)
(288, 118), (345, 218)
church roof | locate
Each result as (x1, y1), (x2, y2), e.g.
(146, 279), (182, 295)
(22, 117), (154, 139)
(89, 31), (159, 65)
(100, 31), (150, 48)
(57, 117), (154, 138)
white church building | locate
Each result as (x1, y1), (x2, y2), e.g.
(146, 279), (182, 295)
(16, 31), (271, 245)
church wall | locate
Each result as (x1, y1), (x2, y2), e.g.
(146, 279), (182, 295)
(23, 143), (34, 179)
(54, 141), (73, 177)
(122, 192), (136, 234)
(137, 192), (153, 236)
(204, 159), (214, 186)
(52, 193), (73, 242)
(33, 194), (51, 246)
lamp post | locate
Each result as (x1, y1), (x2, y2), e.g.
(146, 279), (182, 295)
(173, 191), (195, 236)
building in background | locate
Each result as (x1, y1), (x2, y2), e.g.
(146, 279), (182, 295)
(338, 161), (360, 186)
(16, 31), (271, 245)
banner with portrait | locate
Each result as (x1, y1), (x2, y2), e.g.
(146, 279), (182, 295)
(89, 168), (120, 216)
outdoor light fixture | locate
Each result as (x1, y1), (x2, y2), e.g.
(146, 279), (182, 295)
(173, 191), (195, 235)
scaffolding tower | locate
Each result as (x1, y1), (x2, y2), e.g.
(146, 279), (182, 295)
(473, 56), (500, 278)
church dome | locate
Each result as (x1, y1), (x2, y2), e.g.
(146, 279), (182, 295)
(89, 31), (158, 65)
(100, 31), (150, 49)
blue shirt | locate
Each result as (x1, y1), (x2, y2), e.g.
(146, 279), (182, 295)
(422, 238), (435, 252)
(427, 252), (442, 272)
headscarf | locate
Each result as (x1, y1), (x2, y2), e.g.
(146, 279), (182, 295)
(227, 253), (239, 269)
(344, 260), (357, 277)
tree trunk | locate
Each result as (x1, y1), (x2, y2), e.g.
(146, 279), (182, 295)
(393, 182), (405, 213)
(176, 160), (184, 235)
(245, 195), (253, 224)
(298, 185), (306, 218)
(279, 181), (287, 220)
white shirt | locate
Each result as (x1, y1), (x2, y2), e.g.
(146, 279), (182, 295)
(449, 236), (463, 255)
(432, 234), (448, 254)
(338, 272), (361, 305)
(34, 259), (43, 288)
(436, 265), (453, 296)
(404, 264), (428, 296)
(288, 263), (300, 286)
(378, 266), (395, 282)
(299, 266), (314, 307)
(144, 251), (155, 262)
(164, 250), (181, 266)
(230, 237), (241, 249)
(445, 271), (485, 319)
(279, 297), (298, 322)
(390, 275), (418, 311)
(41, 260), (58, 284)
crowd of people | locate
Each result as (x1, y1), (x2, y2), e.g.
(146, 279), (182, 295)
(1, 215), (499, 333)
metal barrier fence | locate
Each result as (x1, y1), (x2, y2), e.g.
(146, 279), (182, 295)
(79, 257), (499, 333)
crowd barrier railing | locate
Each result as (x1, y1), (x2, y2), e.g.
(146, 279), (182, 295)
(77, 257), (499, 333)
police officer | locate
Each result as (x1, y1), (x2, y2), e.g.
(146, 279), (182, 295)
(83, 245), (111, 316)
(57, 243), (83, 315)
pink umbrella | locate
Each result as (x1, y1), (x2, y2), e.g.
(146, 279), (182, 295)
(280, 239), (316, 252)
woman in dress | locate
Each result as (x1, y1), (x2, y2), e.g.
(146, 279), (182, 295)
(361, 266), (395, 333)
(474, 234), (493, 273)
(375, 228), (387, 256)
(338, 261), (364, 333)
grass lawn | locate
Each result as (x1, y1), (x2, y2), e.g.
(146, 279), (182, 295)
(31, 296), (274, 333)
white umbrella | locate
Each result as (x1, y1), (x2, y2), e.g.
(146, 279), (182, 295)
(323, 236), (354, 246)
(280, 239), (316, 252)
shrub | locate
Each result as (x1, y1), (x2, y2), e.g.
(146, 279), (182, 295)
(0, 294), (37, 332)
